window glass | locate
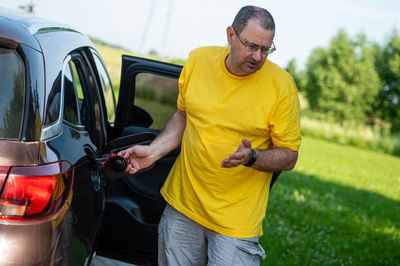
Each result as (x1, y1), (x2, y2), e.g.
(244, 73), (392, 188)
(70, 60), (87, 128)
(63, 62), (79, 125)
(92, 53), (116, 122)
(72, 61), (84, 100)
(0, 48), (25, 140)
(45, 74), (61, 125)
(135, 73), (178, 130)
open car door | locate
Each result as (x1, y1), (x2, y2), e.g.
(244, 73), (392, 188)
(96, 56), (182, 265)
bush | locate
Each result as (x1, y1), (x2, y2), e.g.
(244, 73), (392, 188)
(300, 116), (400, 156)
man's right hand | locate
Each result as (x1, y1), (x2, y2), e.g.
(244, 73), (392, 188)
(118, 145), (157, 174)
(117, 109), (186, 175)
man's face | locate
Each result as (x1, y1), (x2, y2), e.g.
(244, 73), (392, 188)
(226, 19), (275, 76)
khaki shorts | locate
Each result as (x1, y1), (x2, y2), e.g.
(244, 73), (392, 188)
(158, 204), (266, 266)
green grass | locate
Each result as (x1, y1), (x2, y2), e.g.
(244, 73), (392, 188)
(261, 136), (400, 265)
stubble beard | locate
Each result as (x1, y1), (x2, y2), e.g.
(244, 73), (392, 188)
(240, 57), (264, 75)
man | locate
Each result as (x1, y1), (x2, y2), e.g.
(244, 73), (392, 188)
(119, 5), (301, 265)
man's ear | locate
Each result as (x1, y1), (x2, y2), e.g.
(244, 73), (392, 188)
(226, 26), (235, 45)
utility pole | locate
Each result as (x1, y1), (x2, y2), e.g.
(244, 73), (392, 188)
(161, 0), (173, 56)
(139, 0), (157, 54)
(18, 1), (35, 14)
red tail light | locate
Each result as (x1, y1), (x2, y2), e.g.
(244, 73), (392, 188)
(0, 167), (10, 192)
(0, 162), (73, 221)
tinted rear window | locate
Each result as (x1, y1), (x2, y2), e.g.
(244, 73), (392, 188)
(0, 48), (25, 140)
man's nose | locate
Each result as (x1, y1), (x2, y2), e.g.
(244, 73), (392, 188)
(252, 49), (263, 61)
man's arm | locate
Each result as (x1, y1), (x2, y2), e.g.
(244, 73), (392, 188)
(118, 109), (186, 174)
(251, 147), (298, 172)
(221, 138), (298, 172)
(149, 109), (187, 160)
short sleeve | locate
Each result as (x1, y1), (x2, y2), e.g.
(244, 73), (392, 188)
(177, 52), (195, 111)
(177, 71), (186, 111)
(269, 77), (301, 151)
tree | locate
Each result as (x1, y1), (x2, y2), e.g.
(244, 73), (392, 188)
(304, 29), (381, 124)
(285, 58), (304, 92)
(373, 30), (400, 133)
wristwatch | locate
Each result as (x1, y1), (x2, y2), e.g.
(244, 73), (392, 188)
(243, 149), (256, 167)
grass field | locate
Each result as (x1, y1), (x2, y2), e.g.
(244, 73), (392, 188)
(261, 136), (400, 265)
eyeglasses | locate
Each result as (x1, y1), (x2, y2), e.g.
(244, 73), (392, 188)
(234, 29), (276, 55)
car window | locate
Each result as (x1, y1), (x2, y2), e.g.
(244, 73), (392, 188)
(45, 74), (61, 125)
(0, 48), (25, 140)
(135, 73), (178, 130)
(68, 53), (105, 149)
(70, 58), (90, 129)
(63, 62), (80, 125)
(92, 52), (116, 122)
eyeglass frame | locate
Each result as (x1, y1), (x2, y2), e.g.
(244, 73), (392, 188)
(233, 28), (276, 55)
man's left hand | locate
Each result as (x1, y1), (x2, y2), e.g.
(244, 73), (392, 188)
(221, 138), (253, 168)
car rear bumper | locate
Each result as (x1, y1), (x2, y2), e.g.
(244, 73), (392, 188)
(0, 205), (73, 265)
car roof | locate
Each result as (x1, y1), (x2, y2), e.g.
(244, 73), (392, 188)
(0, 7), (96, 142)
(0, 7), (84, 52)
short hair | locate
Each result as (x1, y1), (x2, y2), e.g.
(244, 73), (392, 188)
(232, 5), (275, 35)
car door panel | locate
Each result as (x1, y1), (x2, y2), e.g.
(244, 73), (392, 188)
(113, 55), (182, 137)
(96, 56), (182, 265)
(98, 141), (178, 265)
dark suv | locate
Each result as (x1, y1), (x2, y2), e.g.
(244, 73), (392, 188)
(0, 8), (182, 265)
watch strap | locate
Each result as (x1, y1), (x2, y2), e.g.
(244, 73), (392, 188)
(244, 149), (256, 167)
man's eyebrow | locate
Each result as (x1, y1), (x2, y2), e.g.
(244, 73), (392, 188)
(248, 41), (271, 48)
(248, 42), (259, 46)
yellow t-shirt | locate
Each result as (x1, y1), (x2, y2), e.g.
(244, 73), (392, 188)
(160, 46), (301, 238)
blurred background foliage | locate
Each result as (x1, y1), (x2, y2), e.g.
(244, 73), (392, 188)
(285, 29), (400, 156)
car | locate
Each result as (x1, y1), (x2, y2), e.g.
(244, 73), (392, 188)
(0, 7), (182, 265)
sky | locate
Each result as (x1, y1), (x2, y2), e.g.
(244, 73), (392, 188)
(1, 0), (399, 69)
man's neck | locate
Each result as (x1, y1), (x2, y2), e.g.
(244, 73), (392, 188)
(225, 53), (248, 76)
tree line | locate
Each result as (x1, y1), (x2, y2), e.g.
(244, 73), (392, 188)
(286, 29), (400, 134)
